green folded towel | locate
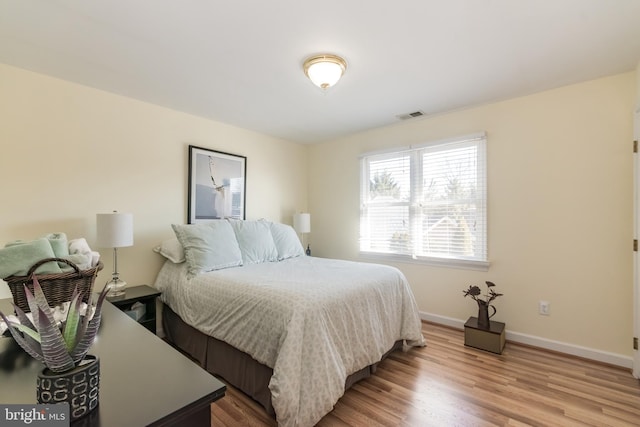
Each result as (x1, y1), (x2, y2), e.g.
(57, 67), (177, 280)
(0, 238), (63, 278)
(43, 232), (69, 258)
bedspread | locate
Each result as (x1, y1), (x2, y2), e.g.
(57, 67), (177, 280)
(154, 256), (425, 426)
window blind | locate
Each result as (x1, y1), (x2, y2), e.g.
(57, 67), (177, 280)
(360, 133), (487, 266)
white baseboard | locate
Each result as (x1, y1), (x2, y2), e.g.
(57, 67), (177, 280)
(421, 312), (633, 369)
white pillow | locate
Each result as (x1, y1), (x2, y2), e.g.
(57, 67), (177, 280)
(228, 219), (278, 264)
(270, 222), (305, 260)
(171, 221), (243, 277)
(153, 238), (185, 263)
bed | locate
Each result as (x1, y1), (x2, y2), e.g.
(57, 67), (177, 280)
(153, 219), (425, 427)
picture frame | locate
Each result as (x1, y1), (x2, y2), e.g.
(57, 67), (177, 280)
(188, 145), (246, 223)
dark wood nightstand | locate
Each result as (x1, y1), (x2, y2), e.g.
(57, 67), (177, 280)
(107, 285), (161, 334)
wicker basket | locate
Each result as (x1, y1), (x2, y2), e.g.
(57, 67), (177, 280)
(4, 258), (103, 313)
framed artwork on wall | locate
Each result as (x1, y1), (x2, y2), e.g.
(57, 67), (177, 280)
(188, 145), (246, 223)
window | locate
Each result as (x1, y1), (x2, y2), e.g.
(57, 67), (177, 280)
(359, 133), (488, 269)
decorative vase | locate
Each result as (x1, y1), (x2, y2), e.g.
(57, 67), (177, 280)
(36, 355), (100, 421)
(477, 301), (496, 330)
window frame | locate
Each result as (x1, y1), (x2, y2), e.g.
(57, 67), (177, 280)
(359, 132), (489, 271)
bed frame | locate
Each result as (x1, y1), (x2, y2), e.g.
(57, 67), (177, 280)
(162, 303), (401, 417)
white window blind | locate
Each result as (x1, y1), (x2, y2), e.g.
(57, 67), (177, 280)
(360, 133), (487, 268)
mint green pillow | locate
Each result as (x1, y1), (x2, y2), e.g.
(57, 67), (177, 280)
(228, 219), (278, 264)
(171, 221), (243, 277)
(270, 222), (305, 260)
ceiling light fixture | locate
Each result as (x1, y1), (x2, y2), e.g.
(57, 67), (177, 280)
(303, 54), (347, 90)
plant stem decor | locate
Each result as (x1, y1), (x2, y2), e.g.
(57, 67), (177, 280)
(0, 276), (109, 373)
(463, 281), (502, 304)
(463, 281), (503, 329)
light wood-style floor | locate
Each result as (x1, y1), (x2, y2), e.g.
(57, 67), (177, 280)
(210, 321), (640, 426)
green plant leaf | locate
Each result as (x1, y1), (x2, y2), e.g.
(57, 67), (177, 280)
(72, 297), (95, 357)
(62, 286), (81, 352)
(35, 307), (75, 373)
(0, 311), (44, 364)
(70, 285), (109, 363)
(23, 277), (56, 330)
(12, 304), (42, 354)
(32, 277), (56, 325)
(5, 320), (41, 342)
(13, 303), (36, 332)
(24, 284), (40, 327)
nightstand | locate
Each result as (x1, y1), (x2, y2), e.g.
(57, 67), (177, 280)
(107, 285), (161, 334)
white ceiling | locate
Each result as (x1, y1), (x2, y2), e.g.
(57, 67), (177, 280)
(1, 1), (639, 144)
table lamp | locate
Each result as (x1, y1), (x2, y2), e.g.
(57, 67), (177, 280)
(96, 211), (133, 297)
(293, 212), (311, 255)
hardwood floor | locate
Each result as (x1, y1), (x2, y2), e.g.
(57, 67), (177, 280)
(210, 321), (640, 426)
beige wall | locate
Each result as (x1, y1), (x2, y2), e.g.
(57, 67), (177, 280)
(0, 64), (308, 295)
(637, 61), (640, 105)
(308, 72), (636, 358)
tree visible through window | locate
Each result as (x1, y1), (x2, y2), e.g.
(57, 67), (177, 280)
(370, 171), (401, 199)
(360, 133), (487, 267)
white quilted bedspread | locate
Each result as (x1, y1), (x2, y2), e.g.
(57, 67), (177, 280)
(154, 256), (425, 427)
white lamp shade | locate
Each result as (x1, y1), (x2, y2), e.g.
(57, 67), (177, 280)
(293, 213), (311, 234)
(96, 212), (134, 248)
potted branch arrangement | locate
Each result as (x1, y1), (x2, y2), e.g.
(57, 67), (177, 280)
(0, 277), (109, 421)
(462, 281), (503, 330)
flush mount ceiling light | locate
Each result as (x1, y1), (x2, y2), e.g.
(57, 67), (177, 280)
(303, 54), (347, 90)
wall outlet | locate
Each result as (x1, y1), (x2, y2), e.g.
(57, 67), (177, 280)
(539, 300), (550, 316)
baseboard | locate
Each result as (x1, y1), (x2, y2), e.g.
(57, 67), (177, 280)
(420, 311), (633, 369)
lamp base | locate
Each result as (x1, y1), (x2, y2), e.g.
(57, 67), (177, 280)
(106, 278), (127, 298)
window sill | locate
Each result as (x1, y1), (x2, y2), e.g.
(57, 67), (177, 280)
(358, 252), (490, 271)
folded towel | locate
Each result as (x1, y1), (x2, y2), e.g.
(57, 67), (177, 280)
(43, 232), (69, 258)
(0, 238), (63, 278)
(59, 254), (92, 272)
(90, 251), (101, 267)
(69, 238), (92, 256)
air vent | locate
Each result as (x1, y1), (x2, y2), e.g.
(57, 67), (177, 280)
(396, 111), (425, 121)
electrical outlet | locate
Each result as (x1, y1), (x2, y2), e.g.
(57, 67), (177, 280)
(539, 300), (550, 316)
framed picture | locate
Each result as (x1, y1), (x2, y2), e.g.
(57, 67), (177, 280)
(188, 145), (246, 223)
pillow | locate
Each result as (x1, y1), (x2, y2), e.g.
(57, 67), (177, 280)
(270, 222), (305, 260)
(228, 219), (278, 264)
(171, 221), (243, 276)
(153, 238), (185, 263)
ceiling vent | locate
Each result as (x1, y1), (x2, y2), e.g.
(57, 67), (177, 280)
(396, 111), (425, 121)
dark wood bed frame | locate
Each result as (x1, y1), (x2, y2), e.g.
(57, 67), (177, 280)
(162, 303), (402, 417)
